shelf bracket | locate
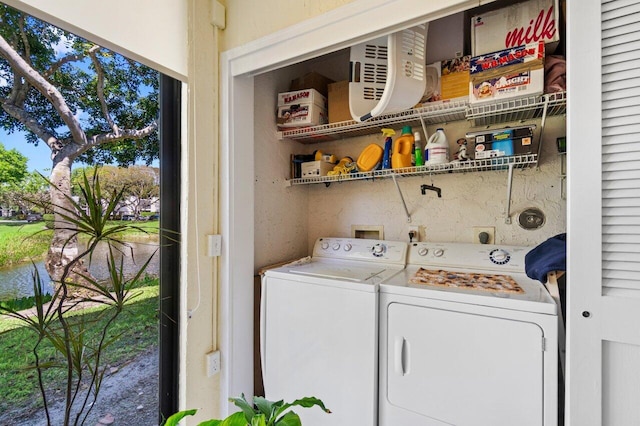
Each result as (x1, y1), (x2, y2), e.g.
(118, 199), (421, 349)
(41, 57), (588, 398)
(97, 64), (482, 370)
(505, 163), (514, 224)
(391, 174), (412, 223)
(536, 94), (551, 165)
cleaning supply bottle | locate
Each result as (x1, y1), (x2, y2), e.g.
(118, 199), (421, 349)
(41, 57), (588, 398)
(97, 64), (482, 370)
(381, 128), (395, 169)
(426, 128), (450, 164)
(414, 131), (424, 166)
(392, 125), (414, 169)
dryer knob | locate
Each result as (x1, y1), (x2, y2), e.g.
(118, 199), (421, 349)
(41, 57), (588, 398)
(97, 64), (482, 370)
(418, 247), (428, 256)
(321, 241), (329, 250)
(433, 248), (444, 257)
(490, 249), (511, 264)
(332, 243), (341, 251)
(344, 243), (353, 252)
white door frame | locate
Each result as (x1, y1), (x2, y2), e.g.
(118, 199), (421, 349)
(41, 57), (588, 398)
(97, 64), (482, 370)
(219, 0), (489, 414)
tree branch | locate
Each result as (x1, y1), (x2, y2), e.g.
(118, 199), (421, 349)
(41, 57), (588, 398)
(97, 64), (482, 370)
(70, 122), (158, 160)
(88, 49), (118, 133)
(1, 102), (60, 149)
(0, 33), (87, 146)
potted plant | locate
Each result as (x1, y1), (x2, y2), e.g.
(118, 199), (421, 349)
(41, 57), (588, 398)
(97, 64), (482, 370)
(164, 394), (330, 426)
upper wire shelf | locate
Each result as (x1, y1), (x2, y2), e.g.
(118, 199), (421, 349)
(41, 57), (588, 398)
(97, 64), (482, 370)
(278, 91), (567, 143)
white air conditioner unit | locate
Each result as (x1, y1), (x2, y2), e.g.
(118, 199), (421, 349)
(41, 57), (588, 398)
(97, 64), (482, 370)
(349, 23), (429, 122)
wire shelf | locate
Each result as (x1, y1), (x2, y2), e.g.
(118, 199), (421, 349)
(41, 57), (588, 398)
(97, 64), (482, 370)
(287, 153), (538, 186)
(279, 92), (566, 144)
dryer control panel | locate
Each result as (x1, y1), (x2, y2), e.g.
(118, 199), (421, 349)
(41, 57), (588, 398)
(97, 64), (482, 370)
(313, 237), (407, 266)
(408, 242), (531, 273)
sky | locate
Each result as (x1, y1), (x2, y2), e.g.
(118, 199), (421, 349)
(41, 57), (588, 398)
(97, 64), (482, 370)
(1, 129), (52, 174)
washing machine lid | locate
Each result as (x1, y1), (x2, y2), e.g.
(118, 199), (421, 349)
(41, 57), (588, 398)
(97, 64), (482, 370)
(269, 258), (405, 284)
(380, 265), (557, 315)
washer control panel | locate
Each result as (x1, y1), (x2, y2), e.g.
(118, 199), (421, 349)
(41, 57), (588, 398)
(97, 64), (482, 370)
(314, 238), (407, 265)
(408, 242), (531, 272)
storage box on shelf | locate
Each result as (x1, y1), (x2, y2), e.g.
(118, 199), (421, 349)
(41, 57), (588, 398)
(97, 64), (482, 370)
(278, 91), (566, 144)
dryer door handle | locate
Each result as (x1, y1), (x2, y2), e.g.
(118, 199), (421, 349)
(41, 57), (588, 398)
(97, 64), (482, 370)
(394, 336), (410, 376)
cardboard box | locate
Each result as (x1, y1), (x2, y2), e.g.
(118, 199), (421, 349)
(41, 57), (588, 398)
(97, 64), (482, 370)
(440, 56), (470, 101)
(278, 88), (327, 109)
(277, 103), (327, 128)
(419, 57), (470, 105)
(471, 0), (560, 56)
(467, 126), (536, 159)
(289, 72), (334, 97)
(469, 42), (545, 105)
(328, 81), (352, 123)
(301, 160), (334, 177)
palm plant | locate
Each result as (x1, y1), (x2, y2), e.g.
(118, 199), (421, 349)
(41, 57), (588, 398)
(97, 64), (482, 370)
(0, 171), (157, 426)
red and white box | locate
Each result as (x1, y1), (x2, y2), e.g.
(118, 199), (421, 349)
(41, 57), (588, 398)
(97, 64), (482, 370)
(277, 88), (328, 128)
(471, 0), (559, 56)
(469, 42), (545, 105)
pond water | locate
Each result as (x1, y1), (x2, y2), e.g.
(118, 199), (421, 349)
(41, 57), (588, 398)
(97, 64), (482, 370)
(0, 238), (159, 300)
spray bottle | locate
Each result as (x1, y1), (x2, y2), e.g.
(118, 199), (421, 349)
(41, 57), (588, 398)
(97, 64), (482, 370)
(392, 125), (414, 169)
(381, 128), (395, 169)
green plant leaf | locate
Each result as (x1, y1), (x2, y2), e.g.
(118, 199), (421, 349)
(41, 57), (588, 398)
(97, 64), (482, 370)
(250, 413), (267, 426)
(273, 411), (301, 426)
(229, 393), (257, 422)
(253, 396), (282, 419)
(217, 411), (247, 426)
(273, 396), (330, 421)
(162, 408), (197, 426)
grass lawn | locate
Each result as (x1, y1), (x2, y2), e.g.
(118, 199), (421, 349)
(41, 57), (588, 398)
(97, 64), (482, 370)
(0, 278), (159, 412)
(0, 222), (51, 267)
(0, 220), (159, 268)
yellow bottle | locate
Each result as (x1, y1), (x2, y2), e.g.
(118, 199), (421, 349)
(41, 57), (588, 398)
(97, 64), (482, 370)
(392, 125), (414, 169)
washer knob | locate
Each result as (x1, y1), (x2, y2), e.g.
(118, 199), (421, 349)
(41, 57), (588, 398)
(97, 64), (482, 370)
(332, 243), (341, 251)
(344, 243), (352, 252)
(433, 248), (444, 257)
(321, 241), (329, 250)
(418, 247), (428, 256)
(490, 249), (511, 264)
(372, 243), (386, 257)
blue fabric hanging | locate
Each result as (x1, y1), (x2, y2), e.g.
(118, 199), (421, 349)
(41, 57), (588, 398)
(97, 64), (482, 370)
(525, 233), (566, 283)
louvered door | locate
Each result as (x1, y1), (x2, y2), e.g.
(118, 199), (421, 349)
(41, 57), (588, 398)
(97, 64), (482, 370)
(568, 1), (640, 424)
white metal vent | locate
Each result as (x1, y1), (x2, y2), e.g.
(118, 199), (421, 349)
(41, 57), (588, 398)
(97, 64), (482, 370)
(601, 0), (640, 291)
(349, 23), (429, 122)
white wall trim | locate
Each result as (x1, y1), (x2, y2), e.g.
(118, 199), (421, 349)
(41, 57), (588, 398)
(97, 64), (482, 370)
(219, 0), (486, 413)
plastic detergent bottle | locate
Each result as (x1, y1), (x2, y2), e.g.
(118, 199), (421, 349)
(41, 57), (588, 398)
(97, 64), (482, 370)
(392, 125), (414, 169)
(381, 128), (395, 169)
(426, 128), (450, 164)
(414, 131), (424, 166)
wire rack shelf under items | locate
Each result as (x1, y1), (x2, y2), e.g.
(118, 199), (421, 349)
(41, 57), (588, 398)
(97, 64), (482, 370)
(466, 91), (567, 126)
(278, 99), (469, 144)
(279, 92), (566, 144)
(287, 153), (538, 186)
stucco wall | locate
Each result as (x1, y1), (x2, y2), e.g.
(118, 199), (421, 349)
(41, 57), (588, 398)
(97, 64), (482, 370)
(221, 0), (355, 51)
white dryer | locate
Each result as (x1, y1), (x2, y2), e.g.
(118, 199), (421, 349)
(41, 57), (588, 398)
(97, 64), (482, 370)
(261, 237), (407, 426)
(378, 242), (558, 426)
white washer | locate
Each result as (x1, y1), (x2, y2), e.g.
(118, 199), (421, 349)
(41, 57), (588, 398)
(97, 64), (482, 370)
(261, 237), (407, 426)
(379, 242), (558, 426)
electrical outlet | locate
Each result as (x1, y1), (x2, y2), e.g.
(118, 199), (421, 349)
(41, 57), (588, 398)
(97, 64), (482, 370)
(206, 350), (221, 377)
(472, 226), (495, 244)
(408, 225), (421, 242)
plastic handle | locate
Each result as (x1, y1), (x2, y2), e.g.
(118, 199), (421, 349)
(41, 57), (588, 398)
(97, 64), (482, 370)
(394, 336), (410, 376)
